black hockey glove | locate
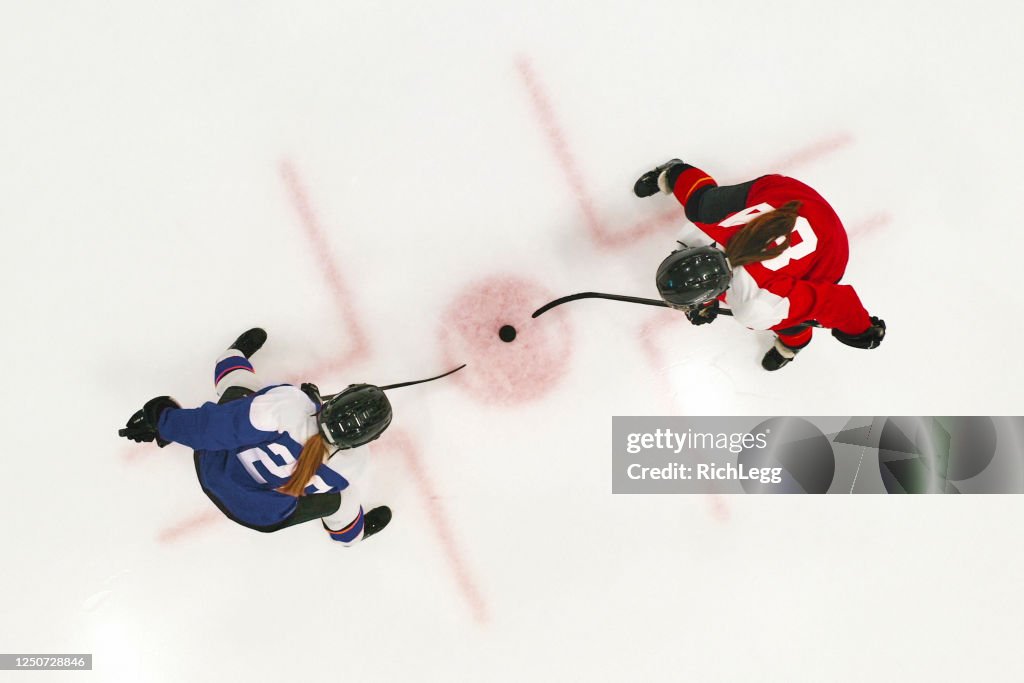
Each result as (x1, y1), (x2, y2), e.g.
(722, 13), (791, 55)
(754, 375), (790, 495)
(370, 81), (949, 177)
(634, 159), (685, 197)
(118, 396), (180, 447)
(685, 300), (720, 326)
(832, 317), (886, 349)
(300, 382), (322, 406)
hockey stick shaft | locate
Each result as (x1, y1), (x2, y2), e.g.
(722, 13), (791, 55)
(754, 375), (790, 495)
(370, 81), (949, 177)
(532, 292), (670, 318)
(531, 291), (821, 327)
(378, 364), (467, 391)
(320, 364), (468, 400)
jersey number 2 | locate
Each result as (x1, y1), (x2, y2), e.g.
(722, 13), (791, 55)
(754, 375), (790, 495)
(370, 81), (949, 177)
(238, 444), (333, 493)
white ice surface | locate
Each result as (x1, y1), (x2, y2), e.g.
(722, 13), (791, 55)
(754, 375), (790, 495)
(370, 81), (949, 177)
(2, 2), (1023, 681)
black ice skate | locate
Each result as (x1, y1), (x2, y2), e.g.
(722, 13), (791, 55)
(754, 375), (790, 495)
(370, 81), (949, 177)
(761, 338), (803, 371)
(363, 506), (392, 539)
(230, 328), (267, 359)
(634, 159), (683, 197)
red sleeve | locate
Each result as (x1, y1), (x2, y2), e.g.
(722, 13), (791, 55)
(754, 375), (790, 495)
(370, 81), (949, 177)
(766, 277), (872, 334)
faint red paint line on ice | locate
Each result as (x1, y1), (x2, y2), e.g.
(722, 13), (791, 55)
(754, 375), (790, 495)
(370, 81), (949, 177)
(283, 356), (353, 386)
(516, 56), (855, 250)
(637, 313), (680, 412)
(637, 313), (731, 522)
(376, 429), (489, 625)
(279, 160), (370, 371)
(514, 57), (603, 239)
(517, 57), (666, 249)
(707, 495), (730, 521)
(848, 212), (891, 237)
(120, 444), (150, 464)
(158, 509), (221, 544)
(763, 132), (854, 172)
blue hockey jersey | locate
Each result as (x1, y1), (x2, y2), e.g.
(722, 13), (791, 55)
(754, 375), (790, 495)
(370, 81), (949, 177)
(158, 385), (361, 527)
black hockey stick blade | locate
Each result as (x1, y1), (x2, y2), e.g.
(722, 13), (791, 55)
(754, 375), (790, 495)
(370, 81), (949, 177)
(532, 292), (671, 318)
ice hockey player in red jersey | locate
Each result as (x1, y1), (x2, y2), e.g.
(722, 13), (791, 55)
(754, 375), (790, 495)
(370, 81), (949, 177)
(634, 159), (885, 370)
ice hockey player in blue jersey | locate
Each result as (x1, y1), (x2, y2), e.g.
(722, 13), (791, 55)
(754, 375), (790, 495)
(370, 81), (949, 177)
(119, 328), (402, 545)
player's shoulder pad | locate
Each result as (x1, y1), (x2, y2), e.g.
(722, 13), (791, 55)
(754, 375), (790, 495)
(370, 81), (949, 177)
(726, 267), (792, 330)
(249, 384), (318, 434)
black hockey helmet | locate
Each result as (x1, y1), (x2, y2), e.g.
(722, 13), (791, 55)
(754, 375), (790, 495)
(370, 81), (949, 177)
(655, 245), (732, 309)
(317, 384), (393, 449)
(315, 365), (465, 450)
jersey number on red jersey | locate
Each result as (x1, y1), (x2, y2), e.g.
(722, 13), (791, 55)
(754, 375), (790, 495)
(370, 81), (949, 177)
(719, 202), (818, 272)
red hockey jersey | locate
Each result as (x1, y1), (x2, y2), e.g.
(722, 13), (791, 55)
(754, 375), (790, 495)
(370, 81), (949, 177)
(670, 166), (871, 334)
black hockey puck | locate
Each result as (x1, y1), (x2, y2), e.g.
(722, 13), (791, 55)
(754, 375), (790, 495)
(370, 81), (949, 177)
(498, 325), (517, 343)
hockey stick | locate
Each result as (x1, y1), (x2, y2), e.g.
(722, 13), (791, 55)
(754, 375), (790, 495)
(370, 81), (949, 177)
(531, 291), (821, 327)
(532, 292), (670, 317)
(319, 364), (467, 401)
(378, 364), (467, 391)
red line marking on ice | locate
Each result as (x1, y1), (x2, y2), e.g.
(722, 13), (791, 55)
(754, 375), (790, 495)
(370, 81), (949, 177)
(283, 356), (353, 386)
(516, 57), (857, 250)
(375, 429), (489, 624)
(848, 212), (891, 237)
(637, 313), (682, 412)
(762, 132), (854, 172)
(708, 495), (730, 521)
(279, 160), (370, 370)
(637, 313), (731, 522)
(119, 444), (150, 464)
(158, 509), (221, 544)
(517, 57), (666, 249)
